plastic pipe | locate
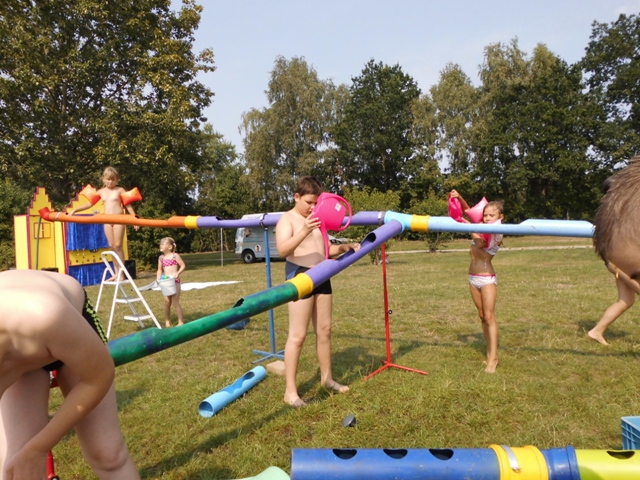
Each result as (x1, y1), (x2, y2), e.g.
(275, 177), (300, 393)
(198, 366), (267, 417)
(291, 448), (500, 480)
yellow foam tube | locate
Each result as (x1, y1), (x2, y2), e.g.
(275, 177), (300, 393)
(576, 450), (640, 479)
(489, 445), (548, 480)
(287, 273), (314, 299)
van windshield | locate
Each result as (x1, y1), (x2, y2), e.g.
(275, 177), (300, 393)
(235, 228), (245, 242)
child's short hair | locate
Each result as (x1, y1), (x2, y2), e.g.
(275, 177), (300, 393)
(485, 200), (504, 215)
(161, 237), (177, 252)
(102, 166), (119, 181)
(296, 176), (323, 197)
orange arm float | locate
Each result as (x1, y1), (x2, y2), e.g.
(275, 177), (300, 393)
(120, 187), (142, 206)
(80, 184), (101, 205)
(39, 208), (195, 229)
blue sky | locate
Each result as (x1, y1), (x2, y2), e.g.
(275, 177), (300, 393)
(184, 1), (639, 152)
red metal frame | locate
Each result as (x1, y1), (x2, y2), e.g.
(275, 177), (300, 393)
(365, 243), (428, 380)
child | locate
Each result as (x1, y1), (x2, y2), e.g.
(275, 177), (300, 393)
(157, 237), (186, 328)
(0, 269), (139, 479)
(276, 176), (361, 407)
(588, 158), (640, 345)
(449, 189), (504, 373)
(70, 166), (139, 281)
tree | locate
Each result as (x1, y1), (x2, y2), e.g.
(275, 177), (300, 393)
(430, 63), (479, 176)
(581, 13), (640, 167)
(473, 40), (598, 220)
(333, 60), (422, 199)
(192, 125), (251, 252)
(240, 56), (347, 212)
(0, 0), (215, 212)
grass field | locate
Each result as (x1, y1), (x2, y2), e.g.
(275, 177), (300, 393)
(49, 235), (640, 479)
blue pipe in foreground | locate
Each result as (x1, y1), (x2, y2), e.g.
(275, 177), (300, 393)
(199, 366), (267, 417)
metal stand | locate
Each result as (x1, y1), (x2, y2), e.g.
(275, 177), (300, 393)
(365, 243), (428, 380)
(253, 218), (284, 362)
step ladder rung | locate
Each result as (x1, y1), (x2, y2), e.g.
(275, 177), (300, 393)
(124, 315), (154, 322)
(95, 251), (162, 338)
(115, 297), (142, 304)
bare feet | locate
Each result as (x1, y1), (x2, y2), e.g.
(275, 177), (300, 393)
(284, 394), (307, 408)
(165, 321), (171, 328)
(177, 321), (184, 326)
(322, 380), (350, 393)
(484, 359), (498, 373)
(587, 330), (610, 346)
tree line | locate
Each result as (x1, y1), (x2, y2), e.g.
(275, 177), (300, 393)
(0, 1), (638, 268)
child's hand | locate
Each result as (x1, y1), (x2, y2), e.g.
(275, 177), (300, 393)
(450, 189), (460, 199)
(305, 214), (321, 232)
(342, 243), (361, 253)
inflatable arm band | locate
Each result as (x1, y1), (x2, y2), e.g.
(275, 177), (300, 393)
(80, 184), (101, 205)
(121, 187), (142, 206)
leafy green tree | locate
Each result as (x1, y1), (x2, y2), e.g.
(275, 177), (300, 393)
(334, 60), (422, 200)
(581, 13), (640, 166)
(240, 56), (347, 211)
(473, 40), (598, 220)
(430, 63), (479, 176)
(191, 125), (251, 252)
(0, 180), (32, 270)
(0, 0), (214, 213)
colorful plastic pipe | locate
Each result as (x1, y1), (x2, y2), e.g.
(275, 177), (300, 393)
(108, 220), (403, 366)
(39, 207), (595, 238)
(198, 366), (267, 417)
(291, 447), (640, 480)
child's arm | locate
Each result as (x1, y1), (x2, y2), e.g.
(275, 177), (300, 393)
(450, 190), (471, 212)
(275, 213), (320, 258)
(69, 202), (92, 215)
(470, 232), (488, 248)
(157, 256), (163, 281)
(174, 254), (186, 279)
(121, 188), (140, 231)
(329, 242), (361, 258)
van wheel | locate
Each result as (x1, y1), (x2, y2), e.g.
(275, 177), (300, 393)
(242, 250), (256, 264)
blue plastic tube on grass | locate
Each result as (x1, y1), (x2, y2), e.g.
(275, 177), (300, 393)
(199, 366), (267, 417)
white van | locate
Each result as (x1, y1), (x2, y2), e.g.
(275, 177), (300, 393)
(234, 213), (282, 264)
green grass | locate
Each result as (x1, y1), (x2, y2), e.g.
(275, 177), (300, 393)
(49, 236), (640, 479)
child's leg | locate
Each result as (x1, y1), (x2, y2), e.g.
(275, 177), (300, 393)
(173, 285), (184, 325)
(283, 297), (314, 406)
(0, 369), (50, 477)
(104, 224), (126, 279)
(164, 296), (172, 327)
(588, 275), (636, 345)
(470, 284), (499, 372)
(312, 293), (348, 393)
(58, 371), (139, 479)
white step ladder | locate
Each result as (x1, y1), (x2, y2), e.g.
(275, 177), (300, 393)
(95, 251), (162, 338)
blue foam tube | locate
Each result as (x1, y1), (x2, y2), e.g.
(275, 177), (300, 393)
(199, 366), (267, 417)
(542, 446), (581, 480)
(290, 448), (500, 480)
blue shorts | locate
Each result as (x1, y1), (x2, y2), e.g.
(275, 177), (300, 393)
(285, 261), (332, 299)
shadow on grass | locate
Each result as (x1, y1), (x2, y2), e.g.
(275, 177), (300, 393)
(576, 319), (631, 342)
(137, 404), (291, 479)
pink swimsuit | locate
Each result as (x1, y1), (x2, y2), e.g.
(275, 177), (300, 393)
(161, 255), (181, 283)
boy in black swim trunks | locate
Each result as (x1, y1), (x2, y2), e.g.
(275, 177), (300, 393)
(276, 176), (360, 407)
(0, 270), (139, 479)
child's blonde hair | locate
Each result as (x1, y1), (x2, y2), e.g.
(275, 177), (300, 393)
(102, 166), (119, 181)
(161, 237), (177, 252)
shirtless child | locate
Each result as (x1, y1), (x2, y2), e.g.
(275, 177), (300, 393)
(276, 176), (360, 407)
(71, 166), (139, 281)
(0, 270), (139, 479)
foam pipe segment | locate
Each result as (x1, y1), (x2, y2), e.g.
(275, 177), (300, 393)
(198, 366), (267, 417)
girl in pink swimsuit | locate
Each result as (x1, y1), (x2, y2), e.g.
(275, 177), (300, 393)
(449, 190), (505, 373)
(157, 237), (186, 327)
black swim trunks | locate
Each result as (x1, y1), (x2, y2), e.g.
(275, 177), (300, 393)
(43, 291), (108, 372)
(285, 261), (332, 299)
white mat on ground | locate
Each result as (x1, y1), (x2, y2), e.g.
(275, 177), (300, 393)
(138, 280), (240, 292)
